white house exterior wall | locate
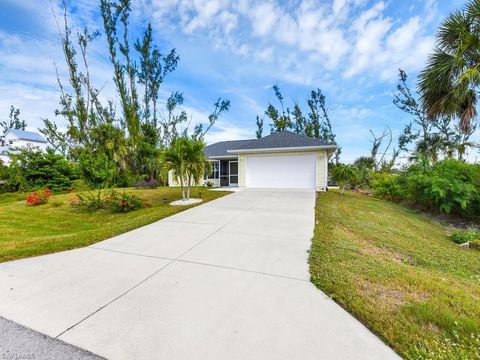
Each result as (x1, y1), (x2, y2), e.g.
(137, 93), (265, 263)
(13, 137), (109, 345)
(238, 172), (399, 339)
(4, 133), (48, 152)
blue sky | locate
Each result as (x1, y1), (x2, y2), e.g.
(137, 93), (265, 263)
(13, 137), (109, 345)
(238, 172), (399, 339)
(0, 0), (470, 162)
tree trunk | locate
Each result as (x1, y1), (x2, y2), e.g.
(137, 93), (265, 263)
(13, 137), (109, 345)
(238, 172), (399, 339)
(341, 184), (346, 194)
(179, 176), (185, 201)
(187, 174), (191, 200)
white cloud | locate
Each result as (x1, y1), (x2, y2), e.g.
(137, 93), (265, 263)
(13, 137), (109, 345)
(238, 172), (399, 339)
(143, 0), (435, 86)
(250, 2), (280, 37)
(204, 120), (254, 144)
(344, 2), (434, 80)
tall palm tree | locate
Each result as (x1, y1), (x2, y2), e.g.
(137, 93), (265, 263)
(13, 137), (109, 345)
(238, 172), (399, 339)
(418, 0), (480, 134)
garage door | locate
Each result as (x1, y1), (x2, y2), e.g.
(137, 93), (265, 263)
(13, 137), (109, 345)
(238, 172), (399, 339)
(246, 154), (316, 189)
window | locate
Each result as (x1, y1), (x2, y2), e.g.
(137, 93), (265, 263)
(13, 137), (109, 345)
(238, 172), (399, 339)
(208, 161), (220, 179)
(9, 140), (13, 145)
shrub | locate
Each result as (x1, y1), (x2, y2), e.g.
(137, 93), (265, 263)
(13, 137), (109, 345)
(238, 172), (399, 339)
(71, 190), (145, 213)
(77, 150), (117, 188)
(134, 179), (159, 188)
(71, 179), (90, 192)
(204, 180), (214, 188)
(26, 189), (52, 206)
(72, 191), (107, 212)
(371, 160), (480, 219)
(9, 148), (78, 192)
(371, 172), (403, 201)
(110, 192), (144, 213)
(450, 228), (480, 244)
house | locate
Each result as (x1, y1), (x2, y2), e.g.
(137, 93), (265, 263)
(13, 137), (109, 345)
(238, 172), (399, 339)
(169, 131), (337, 191)
(0, 129), (48, 165)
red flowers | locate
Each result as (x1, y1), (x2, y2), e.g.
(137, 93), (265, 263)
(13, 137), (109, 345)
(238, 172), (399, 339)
(26, 189), (52, 206)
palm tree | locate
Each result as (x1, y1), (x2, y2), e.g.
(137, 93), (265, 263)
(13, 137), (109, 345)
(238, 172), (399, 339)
(418, 0), (480, 134)
(161, 137), (211, 201)
(161, 138), (187, 200)
(183, 138), (211, 200)
(332, 164), (360, 194)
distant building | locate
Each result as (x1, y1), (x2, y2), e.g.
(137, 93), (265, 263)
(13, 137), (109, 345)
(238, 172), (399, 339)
(0, 129), (48, 166)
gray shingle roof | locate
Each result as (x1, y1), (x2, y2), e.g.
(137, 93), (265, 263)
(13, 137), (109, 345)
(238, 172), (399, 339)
(205, 131), (336, 158)
(6, 129), (47, 143)
(235, 131), (334, 150)
(205, 139), (257, 158)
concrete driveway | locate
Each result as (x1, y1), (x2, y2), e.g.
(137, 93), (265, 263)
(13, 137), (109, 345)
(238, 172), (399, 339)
(0, 189), (400, 359)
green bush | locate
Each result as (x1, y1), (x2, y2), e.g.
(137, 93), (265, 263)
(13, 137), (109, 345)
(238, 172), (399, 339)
(371, 172), (403, 201)
(72, 191), (108, 212)
(6, 148), (78, 192)
(371, 160), (480, 219)
(77, 150), (117, 189)
(71, 190), (145, 213)
(450, 228), (480, 244)
(71, 179), (90, 192)
(110, 192), (144, 213)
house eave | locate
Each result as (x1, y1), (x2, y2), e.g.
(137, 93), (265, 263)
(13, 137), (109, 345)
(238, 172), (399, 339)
(227, 145), (338, 154)
(207, 155), (239, 160)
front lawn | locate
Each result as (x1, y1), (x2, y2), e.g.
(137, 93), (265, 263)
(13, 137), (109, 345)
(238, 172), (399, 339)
(0, 187), (229, 263)
(310, 191), (480, 360)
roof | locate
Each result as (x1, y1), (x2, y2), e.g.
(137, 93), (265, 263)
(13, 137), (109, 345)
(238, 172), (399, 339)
(205, 139), (258, 158)
(204, 131), (336, 158)
(5, 129), (47, 143)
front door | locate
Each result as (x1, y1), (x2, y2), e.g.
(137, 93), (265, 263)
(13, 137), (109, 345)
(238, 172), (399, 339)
(220, 160), (229, 187)
(229, 161), (238, 187)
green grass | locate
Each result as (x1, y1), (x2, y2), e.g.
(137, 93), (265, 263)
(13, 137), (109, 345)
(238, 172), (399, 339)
(0, 187), (229, 263)
(0, 192), (29, 205)
(310, 191), (480, 360)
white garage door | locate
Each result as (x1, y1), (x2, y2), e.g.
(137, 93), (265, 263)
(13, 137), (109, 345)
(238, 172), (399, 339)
(246, 154), (316, 189)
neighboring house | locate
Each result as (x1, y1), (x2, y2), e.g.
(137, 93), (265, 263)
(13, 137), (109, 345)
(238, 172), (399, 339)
(0, 129), (48, 165)
(169, 130), (337, 191)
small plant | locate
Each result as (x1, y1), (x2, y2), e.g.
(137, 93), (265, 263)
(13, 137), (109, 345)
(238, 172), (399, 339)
(204, 180), (214, 188)
(134, 179), (159, 188)
(450, 228), (480, 244)
(110, 191), (144, 213)
(331, 164), (361, 194)
(26, 189), (52, 206)
(73, 191), (107, 212)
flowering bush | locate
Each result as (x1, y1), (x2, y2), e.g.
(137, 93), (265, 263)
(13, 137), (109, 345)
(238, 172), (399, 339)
(26, 189), (52, 206)
(111, 192), (144, 213)
(70, 190), (145, 213)
(71, 191), (107, 212)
